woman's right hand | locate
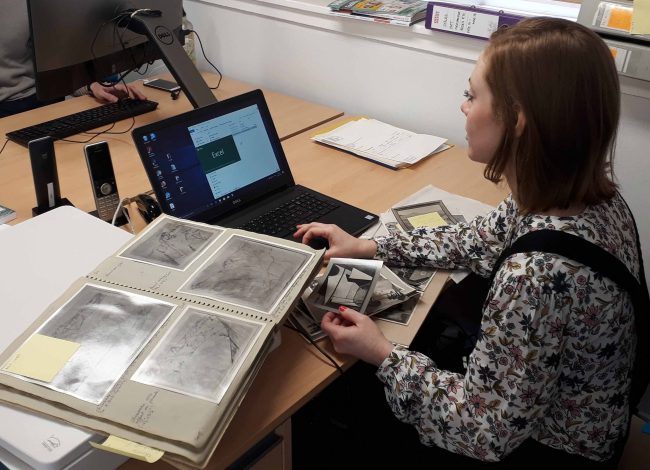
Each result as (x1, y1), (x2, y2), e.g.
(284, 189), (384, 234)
(293, 222), (377, 260)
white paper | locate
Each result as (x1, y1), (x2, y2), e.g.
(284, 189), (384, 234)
(313, 118), (448, 168)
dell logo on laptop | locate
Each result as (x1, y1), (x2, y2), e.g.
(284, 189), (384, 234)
(232, 198), (242, 205)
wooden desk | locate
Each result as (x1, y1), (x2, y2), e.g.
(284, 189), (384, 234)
(121, 119), (509, 469)
(0, 74), (342, 225)
(1, 93), (507, 468)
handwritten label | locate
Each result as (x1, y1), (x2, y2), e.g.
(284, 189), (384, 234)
(149, 272), (170, 290)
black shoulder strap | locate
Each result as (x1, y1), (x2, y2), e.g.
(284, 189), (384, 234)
(489, 230), (643, 306)
(488, 228), (650, 412)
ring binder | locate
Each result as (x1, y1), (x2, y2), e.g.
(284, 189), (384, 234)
(425, 2), (524, 40)
(0, 214), (324, 468)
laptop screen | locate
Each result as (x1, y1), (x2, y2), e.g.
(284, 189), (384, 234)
(133, 90), (294, 222)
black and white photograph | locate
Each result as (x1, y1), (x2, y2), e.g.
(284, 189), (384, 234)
(289, 303), (326, 342)
(385, 221), (404, 237)
(391, 266), (437, 290)
(132, 307), (264, 403)
(392, 200), (458, 232)
(374, 295), (421, 326)
(310, 258), (383, 313)
(300, 276), (328, 321)
(366, 267), (418, 315)
(119, 218), (223, 270)
(180, 234), (313, 314)
(22, 284), (174, 404)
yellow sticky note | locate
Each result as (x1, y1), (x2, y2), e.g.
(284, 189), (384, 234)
(90, 436), (164, 463)
(407, 212), (448, 228)
(632, 0), (650, 35)
(1, 334), (80, 382)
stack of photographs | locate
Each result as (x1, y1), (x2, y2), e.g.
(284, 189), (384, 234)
(292, 261), (421, 342)
(308, 258), (384, 314)
(290, 199), (469, 342)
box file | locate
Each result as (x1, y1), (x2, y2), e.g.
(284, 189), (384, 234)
(425, 2), (524, 40)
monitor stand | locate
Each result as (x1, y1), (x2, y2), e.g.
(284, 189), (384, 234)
(32, 198), (74, 217)
(127, 11), (218, 109)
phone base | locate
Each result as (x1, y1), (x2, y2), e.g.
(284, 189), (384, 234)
(89, 208), (129, 227)
(32, 198), (74, 217)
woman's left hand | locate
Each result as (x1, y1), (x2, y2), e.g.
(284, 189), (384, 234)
(90, 82), (147, 103)
(321, 307), (394, 367)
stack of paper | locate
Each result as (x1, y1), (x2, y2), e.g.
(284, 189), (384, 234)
(328, 0), (428, 26)
(312, 118), (449, 169)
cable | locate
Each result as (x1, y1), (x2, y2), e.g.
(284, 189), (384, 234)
(129, 8), (155, 19)
(112, 197), (135, 233)
(0, 139), (9, 156)
(61, 117), (135, 144)
(189, 29), (222, 90)
(283, 322), (344, 377)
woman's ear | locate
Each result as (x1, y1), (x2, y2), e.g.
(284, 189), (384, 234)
(515, 106), (526, 137)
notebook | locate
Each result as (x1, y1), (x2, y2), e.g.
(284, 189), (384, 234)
(132, 89), (378, 240)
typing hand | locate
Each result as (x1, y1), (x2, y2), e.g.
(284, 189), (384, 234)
(90, 82), (147, 103)
(293, 222), (377, 260)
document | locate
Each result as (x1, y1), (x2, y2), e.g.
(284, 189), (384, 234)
(312, 118), (449, 169)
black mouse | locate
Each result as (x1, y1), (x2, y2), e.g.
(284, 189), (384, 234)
(307, 236), (329, 250)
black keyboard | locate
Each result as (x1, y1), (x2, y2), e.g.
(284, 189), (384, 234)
(238, 192), (340, 238)
(6, 98), (159, 147)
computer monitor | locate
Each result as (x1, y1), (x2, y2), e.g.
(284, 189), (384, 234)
(27, 0), (217, 108)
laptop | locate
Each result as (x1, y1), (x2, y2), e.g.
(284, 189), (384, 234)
(132, 89), (378, 241)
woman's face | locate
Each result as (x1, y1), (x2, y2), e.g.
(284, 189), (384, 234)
(460, 57), (505, 164)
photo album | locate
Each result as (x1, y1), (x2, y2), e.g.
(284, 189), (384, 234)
(0, 214), (324, 468)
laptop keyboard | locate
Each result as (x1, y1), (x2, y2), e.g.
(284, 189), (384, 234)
(238, 192), (339, 238)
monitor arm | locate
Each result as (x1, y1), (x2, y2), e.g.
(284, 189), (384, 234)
(125, 9), (217, 108)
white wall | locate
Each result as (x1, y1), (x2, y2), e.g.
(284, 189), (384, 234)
(184, 0), (650, 283)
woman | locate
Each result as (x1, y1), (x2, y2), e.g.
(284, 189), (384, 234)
(294, 17), (639, 466)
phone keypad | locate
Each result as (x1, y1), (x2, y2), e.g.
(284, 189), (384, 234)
(97, 193), (120, 221)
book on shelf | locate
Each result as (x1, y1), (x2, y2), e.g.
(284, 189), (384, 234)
(0, 214), (324, 468)
(0, 204), (16, 224)
(311, 117), (449, 170)
(328, 0), (428, 26)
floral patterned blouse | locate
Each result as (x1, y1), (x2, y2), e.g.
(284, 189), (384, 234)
(374, 192), (639, 462)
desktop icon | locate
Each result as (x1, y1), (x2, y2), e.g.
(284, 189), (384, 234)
(170, 164), (177, 171)
(165, 192), (171, 200)
(169, 202), (175, 210)
(161, 181), (167, 189)
(143, 135), (148, 142)
(150, 133), (156, 140)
